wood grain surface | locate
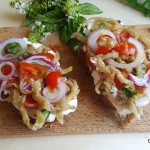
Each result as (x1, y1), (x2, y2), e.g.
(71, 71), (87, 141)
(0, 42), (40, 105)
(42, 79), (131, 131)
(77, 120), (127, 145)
(0, 25), (150, 137)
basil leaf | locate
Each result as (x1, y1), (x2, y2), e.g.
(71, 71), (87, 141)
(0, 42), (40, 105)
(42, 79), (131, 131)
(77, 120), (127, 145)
(59, 25), (72, 43)
(68, 16), (86, 33)
(23, 17), (35, 27)
(67, 38), (82, 53)
(78, 3), (103, 15)
(38, 10), (66, 23)
(44, 23), (60, 32)
(122, 86), (137, 99)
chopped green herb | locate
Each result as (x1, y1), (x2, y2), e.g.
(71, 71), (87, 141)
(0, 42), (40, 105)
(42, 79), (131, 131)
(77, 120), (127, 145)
(67, 38), (82, 53)
(43, 110), (50, 121)
(122, 86), (137, 99)
(22, 52), (30, 59)
(6, 42), (22, 55)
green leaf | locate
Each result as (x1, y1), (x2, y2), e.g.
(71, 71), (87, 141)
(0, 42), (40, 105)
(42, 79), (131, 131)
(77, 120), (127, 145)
(23, 17), (35, 27)
(122, 86), (137, 99)
(78, 3), (103, 15)
(68, 16), (86, 33)
(67, 38), (82, 53)
(38, 9), (66, 23)
(59, 25), (72, 43)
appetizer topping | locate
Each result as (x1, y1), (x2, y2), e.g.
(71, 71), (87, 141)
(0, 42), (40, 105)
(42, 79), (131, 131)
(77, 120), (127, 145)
(77, 17), (150, 121)
(0, 37), (79, 130)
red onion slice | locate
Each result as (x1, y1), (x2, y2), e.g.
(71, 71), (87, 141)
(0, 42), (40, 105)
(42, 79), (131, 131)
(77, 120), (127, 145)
(25, 54), (48, 61)
(129, 73), (147, 86)
(0, 62), (16, 80)
(108, 37), (145, 69)
(0, 54), (22, 62)
(0, 80), (8, 101)
(87, 29), (117, 52)
(43, 81), (67, 103)
(43, 87), (59, 100)
(24, 59), (58, 71)
(144, 70), (150, 83)
(22, 82), (32, 91)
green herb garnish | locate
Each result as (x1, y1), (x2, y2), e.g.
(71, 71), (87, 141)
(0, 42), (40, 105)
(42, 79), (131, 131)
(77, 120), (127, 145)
(6, 42), (22, 55)
(43, 110), (50, 121)
(22, 52), (30, 58)
(122, 86), (137, 99)
(67, 38), (82, 53)
(10, 0), (103, 52)
(123, 0), (150, 17)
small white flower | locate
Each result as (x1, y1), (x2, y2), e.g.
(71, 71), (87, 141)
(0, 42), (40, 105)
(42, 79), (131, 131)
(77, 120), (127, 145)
(21, 2), (27, 9)
(35, 21), (42, 26)
(43, 32), (51, 39)
(42, 25), (46, 28)
(18, 9), (26, 14)
(15, 2), (20, 9)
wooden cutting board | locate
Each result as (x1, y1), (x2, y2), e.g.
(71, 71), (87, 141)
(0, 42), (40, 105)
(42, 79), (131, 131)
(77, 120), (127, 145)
(0, 25), (150, 137)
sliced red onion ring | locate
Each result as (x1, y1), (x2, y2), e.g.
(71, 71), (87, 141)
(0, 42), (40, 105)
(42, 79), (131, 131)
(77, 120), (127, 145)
(25, 54), (48, 61)
(0, 54), (22, 62)
(0, 38), (27, 61)
(144, 70), (150, 83)
(23, 82), (32, 91)
(0, 62), (16, 80)
(43, 87), (59, 100)
(0, 80), (8, 101)
(25, 59), (57, 71)
(87, 29), (117, 52)
(43, 81), (67, 103)
(108, 37), (145, 69)
(129, 73), (147, 86)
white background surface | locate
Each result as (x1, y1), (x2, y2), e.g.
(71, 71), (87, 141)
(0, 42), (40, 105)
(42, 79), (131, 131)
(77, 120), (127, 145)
(0, 0), (150, 150)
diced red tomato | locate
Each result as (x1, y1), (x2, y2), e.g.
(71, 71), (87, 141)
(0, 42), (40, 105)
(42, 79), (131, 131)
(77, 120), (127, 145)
(135, 85), (145, 94)
(95, 46), (111, 55)
(49, 45), (59, 53)
(45, 71), (62, 90)
(114, 42), (129, 56)
(114, 42), (136, 56)
(114, 76), (122, 90)
(1, 65), (12, 75)
(42, 53), (54, 61)
(120, 32), (130, 39)
(114, 71), (128, 90)
(20, 62), (47, 81)
(146, 65), (150, 72)
(24, 95), (40, 108)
